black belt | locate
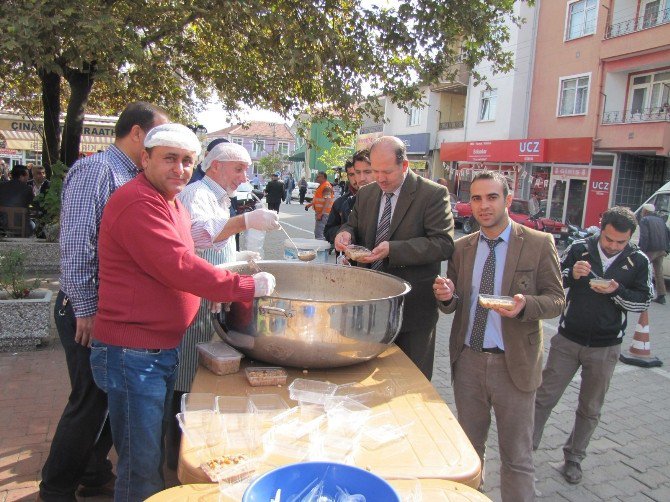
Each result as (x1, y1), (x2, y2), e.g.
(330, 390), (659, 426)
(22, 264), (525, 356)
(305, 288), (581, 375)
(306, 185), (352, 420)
(481, 347), (504, 354)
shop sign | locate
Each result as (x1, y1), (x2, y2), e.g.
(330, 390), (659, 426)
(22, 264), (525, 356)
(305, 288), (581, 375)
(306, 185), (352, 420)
(585, 169), (613, 227)
(553, 166), (588, 178)
(465, 139), (546, 162)
(396, 133), (430, 154)
(355, 132), (382, 151)
(1, 119), (116, 138)
(0, 148), (19, 156)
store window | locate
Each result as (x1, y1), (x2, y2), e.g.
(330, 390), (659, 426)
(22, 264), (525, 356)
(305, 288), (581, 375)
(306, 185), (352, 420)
(407, 106), (421, 126)
(478, 89), (497, 121)
(277, 142), (289, 155)
(558, 74), (590, 116)
(565, 0), (597, 40)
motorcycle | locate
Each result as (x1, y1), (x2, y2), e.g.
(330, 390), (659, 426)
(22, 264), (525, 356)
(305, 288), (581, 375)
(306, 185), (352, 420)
(565, 221), (599, 247)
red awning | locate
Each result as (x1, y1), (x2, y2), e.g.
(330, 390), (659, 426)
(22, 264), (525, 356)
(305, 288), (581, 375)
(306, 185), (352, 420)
(440, 137), (593, 164)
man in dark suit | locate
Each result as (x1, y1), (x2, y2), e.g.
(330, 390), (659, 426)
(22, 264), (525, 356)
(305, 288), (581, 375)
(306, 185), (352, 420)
(264, 172), (285, 213)
(335, 136), (454, 380)
(0, 164), (33, 207)
(433, 170), (565, 502)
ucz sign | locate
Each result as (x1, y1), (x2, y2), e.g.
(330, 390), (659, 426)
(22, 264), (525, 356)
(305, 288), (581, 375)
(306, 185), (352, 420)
(592, 181), (610, 191)
(519, 140), (541, 154)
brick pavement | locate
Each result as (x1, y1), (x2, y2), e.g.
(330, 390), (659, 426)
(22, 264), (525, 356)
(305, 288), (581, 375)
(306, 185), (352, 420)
(1, 203), (669, 501)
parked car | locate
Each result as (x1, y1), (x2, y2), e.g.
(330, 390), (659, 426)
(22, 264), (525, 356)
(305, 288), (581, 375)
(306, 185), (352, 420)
(233, 182), (265, 214)
(454, 198), (569, 243)
(633, 180), (670, 279)
(291, 182), (320, 202)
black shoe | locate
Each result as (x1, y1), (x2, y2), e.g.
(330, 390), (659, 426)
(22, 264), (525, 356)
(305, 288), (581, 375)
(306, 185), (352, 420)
(654, 295), (666, 304)
(76, 476), (116, 497)
(562, 460), (582, 484)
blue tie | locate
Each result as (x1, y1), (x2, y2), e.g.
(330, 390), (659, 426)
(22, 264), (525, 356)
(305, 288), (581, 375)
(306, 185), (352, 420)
(469, 237), (502, 352)
(371, 193), (394, 271)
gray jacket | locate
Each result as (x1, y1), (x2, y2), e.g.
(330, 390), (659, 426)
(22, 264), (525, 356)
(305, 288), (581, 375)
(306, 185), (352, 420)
(639, 213), (670, 253)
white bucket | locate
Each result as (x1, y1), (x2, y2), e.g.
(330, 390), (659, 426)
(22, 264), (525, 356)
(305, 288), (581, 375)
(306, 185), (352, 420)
(284, 238), (331, 263)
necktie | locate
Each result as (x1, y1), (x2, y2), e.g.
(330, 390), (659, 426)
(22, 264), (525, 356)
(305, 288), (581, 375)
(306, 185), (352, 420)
(469, 236), (502, 352)
(371, 193), (394, 271)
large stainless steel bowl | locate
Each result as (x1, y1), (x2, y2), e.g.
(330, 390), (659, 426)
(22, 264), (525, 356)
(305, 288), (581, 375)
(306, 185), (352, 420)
(214, 261), (411, 368)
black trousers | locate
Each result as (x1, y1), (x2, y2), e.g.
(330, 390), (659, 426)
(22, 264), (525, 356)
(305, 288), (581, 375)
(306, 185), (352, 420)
(394, 324), (437, 381)
(39, 291), (114, 501)
(267, 200), (281, 212)
(299, 189), (307, 204)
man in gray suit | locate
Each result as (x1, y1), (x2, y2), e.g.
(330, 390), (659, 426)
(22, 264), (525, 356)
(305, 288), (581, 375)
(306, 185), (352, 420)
(433, 170), (565, 501)
(335, 136), (454, 380)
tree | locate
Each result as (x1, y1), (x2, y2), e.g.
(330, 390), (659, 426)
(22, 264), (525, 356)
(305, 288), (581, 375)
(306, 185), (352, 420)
(0, 0), (525, 169)
(256, 152), (287, 179)
(318, 133), (356, 175)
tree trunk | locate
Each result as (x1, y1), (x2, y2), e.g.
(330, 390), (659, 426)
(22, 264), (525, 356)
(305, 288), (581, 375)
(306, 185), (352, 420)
(39, 70), (61, 176)
(61, 65), (96, 167)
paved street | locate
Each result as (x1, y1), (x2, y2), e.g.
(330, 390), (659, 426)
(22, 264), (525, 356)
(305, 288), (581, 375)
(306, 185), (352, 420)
(1, 201), (669, 501)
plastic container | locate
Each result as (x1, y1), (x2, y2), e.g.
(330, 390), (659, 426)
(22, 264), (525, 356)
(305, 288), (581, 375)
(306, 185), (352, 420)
(261, 430), (312, 465)
(590, 278), (612, 288)
(344, 244), (372, 262)
(196, 342), (243, 376)
(309, 431), (359, 463)
(288, 378), (337, 405)
(478, 294), (516, 311)
(326, 398), (371, 436)
(176, 410), (220, 448)
(245, 367), (288, 387)
(181, 392), (216, 413)
(242, 462), (401, 502)
(360, 412), (413, 451)
(283, 238), (330, 263)
(271, 406), (326, 439)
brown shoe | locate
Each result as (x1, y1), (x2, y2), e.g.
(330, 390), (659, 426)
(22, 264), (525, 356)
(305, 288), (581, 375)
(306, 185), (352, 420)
(562, 460), (582, 484)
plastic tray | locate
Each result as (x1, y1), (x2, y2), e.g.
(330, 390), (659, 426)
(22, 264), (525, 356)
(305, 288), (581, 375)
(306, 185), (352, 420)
(196, 342), (243, 376)
(344, 244), (372, 262)
(326, 398), (371, 436)
(478, 294), (515, 311)
(245, 367), (288, 387)
(288, 378), (338, 405)
(590, 278), (612, 288)
(181, 392), (216, 413)
(215, 396), (249, 415)
(176, 410), (220, 448)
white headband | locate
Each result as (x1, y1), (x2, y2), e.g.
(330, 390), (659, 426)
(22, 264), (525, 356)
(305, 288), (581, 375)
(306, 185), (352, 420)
(144, 123), (201, 155)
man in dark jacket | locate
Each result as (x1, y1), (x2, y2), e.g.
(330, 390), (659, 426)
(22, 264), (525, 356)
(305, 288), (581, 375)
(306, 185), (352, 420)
(264, 172), (285, 212)
(533, 206), (653, 485)
(0, 165), (34, 236)
(638, 203), (670, 304)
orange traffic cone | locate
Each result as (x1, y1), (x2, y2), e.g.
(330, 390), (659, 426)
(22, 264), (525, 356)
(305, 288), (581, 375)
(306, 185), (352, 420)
(619, 310), (663, 368)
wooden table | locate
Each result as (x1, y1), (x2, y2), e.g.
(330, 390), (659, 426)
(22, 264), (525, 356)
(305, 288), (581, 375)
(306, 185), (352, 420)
(148, 480), (491, 501)
(178, 345), (481, 488)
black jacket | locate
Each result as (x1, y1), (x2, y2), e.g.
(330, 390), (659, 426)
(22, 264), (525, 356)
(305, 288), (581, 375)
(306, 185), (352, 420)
(264, 179), (285, 204)
(638, 213), (670, 253)
(324, 190), (356, 245)
(0, 179), (34, 208)
(559, 235), (653, 347)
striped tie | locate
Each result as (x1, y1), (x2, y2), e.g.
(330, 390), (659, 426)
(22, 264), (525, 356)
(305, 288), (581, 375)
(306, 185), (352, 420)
(371, 193), (394, 271)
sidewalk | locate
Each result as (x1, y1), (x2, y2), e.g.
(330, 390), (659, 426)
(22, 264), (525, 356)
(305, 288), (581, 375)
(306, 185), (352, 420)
(1, 204), (669, 501)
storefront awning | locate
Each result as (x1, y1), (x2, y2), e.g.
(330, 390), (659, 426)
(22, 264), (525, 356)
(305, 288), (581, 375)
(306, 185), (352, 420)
(1, 129), (114, 153)
(288, 146), (306, 162)
(440, 137), (593, 164)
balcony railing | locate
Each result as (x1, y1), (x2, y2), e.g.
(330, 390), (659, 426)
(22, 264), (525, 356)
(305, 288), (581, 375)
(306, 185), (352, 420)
(602, 106), (670, 124)
(606, 7), (670, 39)
(359, 124), (383, 134)
(439, 120), (464, 130)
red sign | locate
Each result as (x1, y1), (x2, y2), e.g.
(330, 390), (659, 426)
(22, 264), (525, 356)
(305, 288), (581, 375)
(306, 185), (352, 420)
(554, 166), (589, 178)
(0, 148), (18, 156)
(465, 139), (546, 162)
(584, 169), (613, 227)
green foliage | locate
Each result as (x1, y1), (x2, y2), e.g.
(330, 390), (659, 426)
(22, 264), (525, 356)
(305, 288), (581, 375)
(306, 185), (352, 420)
(0, 0), (525, 164)
(318, 132), (355, 175)
(257, 152), (288, 178)
(0, 250), (41, 299)
(35, 161), (66, 241)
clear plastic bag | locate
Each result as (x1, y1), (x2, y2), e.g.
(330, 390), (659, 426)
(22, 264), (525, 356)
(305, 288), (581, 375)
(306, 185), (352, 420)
(245, 202), (266, 258)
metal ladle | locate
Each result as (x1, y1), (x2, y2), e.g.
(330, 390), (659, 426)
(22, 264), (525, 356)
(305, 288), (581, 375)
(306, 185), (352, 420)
(249, 192), (316, 262)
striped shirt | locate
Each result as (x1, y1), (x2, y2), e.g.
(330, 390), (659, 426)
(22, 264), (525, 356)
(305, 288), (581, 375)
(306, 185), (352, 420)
(59, 145), (139, 317)
(177, 176), (234, 251)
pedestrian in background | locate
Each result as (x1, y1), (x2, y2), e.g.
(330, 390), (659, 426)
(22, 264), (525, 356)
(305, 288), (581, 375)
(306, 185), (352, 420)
(638, 203), (670, 304)
(305, 171), (333, 239)
(533, 206), (653, 486)
(284, 173), (295, 204)
(335, 136), (454, 379)
(298, 176), (308, 204)
(433, 170), (564, 502)
(39, 102), (170, 501)
(264, 172), (285, 212)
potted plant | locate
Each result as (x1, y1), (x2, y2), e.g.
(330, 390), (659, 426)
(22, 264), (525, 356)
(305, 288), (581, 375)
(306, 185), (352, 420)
(0, 249), (53, 351)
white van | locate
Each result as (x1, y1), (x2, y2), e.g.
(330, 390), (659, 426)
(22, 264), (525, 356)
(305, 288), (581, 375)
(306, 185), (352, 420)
(632, 181), (670, 279)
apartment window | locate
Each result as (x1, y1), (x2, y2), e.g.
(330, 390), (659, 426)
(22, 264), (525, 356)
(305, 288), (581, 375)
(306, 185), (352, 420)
(558, 75), (590, 116)
(231, 137), (243, 146)
(277, 142), (289, 155)
(407, 106), (421, 126)
(629, 70), (670, 115)
(478, 89), (497, 121)
(565, 0), (597, 40)
(252, 139), (265, 156)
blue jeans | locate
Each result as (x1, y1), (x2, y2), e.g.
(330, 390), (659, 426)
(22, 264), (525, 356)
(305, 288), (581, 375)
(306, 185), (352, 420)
(90, 341), (179, 502)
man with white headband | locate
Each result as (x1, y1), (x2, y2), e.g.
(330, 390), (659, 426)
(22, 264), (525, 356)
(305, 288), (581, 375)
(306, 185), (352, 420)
(165, 141), (279, 468)
(90, 123), (276, 500)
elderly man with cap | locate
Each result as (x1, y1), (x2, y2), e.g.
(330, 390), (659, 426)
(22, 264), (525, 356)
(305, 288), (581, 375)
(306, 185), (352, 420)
(165, 142), (280, 468)
(264, 171), (286, 213)
(90, 124), (276, 501)
(638, 203), (670, 304)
